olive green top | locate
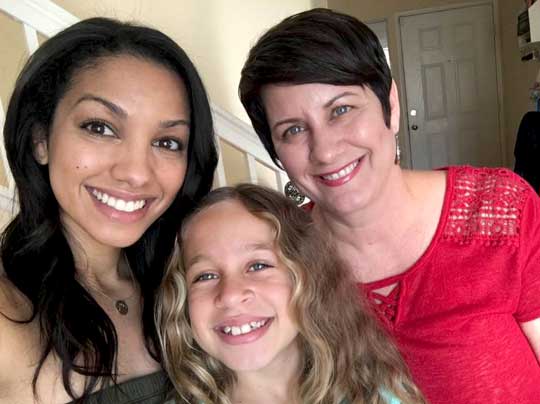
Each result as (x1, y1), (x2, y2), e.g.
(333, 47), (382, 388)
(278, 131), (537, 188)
(66, 371), (173, 404)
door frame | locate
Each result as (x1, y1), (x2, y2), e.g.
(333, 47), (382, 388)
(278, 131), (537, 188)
(393, 0), (506, 168)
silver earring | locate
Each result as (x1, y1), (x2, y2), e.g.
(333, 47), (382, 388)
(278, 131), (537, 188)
(284, 181), (305, 205)
(394, 134), (401, 165)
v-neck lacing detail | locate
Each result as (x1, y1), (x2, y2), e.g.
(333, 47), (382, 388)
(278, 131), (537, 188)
(364, 282), (401, 328)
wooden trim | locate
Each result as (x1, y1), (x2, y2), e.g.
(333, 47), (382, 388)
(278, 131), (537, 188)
(0, 0), (78, 37)
(211, 104), (276, 169)
(0, 99), (15, 202)
(23, 23), (39, 53)
(246, 154), (258, 184)
(214, 139), (227, 187)
(277, 171), (289, 193)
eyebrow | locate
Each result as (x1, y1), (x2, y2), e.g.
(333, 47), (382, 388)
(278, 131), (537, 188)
(74, 94), (127, 118)
(160, 119), (190, 129)
(323, 91), (357, 108)
(74, 94), (190, 128)
(271, 91), (358, 131)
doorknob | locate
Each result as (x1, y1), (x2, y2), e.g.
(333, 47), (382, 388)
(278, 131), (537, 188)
(411, 124), (418, 130)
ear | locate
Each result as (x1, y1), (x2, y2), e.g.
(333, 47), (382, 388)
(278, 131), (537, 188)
(32, 129), (49, 165)
(389, 80), (401, 134)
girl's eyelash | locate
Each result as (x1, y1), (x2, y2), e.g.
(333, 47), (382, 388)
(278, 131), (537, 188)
(193, 272), (218, 283)
(249, 262), (273, 272)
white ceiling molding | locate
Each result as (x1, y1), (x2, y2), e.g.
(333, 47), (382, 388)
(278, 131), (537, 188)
(0, 0), (78, 37)
(211, 103), (278, 170)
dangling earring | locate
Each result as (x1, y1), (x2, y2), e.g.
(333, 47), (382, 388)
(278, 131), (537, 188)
(394, 133), (401, 165)
(284, 181), (305, 205)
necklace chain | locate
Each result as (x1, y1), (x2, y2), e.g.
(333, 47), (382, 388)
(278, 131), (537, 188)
(88, 281), (136, 315)
(79, 258), (137, 316)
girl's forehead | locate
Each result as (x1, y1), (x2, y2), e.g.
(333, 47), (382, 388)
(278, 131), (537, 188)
(182, 200), (278, 254)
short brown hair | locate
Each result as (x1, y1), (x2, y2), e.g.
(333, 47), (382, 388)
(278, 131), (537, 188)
(239, 8), (392, 168)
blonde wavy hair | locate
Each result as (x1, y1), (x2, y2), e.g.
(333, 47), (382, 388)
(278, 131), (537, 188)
(156, 184), (426, 404)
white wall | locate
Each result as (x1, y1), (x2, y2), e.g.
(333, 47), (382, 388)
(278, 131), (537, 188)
(52, 0), (315, 123)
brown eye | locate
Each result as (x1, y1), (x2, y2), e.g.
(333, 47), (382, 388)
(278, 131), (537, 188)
(81, 120), (115, 137)
(152, 138), (184, 152)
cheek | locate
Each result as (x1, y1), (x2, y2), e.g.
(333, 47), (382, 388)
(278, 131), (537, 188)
(159, 161), (188, 197)
(276, 146), (303, 175)
(187, 293), (208, 331)
(48, 141), (101, 177)
(269, 281), (294, 312)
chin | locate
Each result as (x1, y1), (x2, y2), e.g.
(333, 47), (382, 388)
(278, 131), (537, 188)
(97, 232), (148, 249)
(220, 356), (272, 372)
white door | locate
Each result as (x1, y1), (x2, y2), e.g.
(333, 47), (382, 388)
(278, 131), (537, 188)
(400, 4), (501, 169)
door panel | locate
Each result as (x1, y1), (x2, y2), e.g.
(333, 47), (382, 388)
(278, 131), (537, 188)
(400, 5), (501, 169)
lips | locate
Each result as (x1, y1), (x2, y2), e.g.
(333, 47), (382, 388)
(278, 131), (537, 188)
(320, 159), (359, 181)
(90, 188), (147, 213)
(214, 316), (273, 345)
(317, 157), (363, 187)
(86, 186), (154, 221)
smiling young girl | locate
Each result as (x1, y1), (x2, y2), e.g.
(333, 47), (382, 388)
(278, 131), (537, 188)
(157, 184), (426, 404)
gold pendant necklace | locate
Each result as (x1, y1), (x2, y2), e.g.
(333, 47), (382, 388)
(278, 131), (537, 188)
(78, 258), (136, 316)
(85, 279), (135, 315)
(115, 300), (129, 315)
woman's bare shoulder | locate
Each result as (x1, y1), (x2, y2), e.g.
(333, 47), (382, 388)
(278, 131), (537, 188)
(404, 169), (447, 195)
(0, 275), (37, 390)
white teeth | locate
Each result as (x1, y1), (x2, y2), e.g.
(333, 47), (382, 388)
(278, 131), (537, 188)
(321, 160), (359, 181)
(221, 319), (268, 336)
(91, 189), (146, 213)
(232, 326), (241, 336)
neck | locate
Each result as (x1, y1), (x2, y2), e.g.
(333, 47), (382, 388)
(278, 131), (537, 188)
(61, 218), (124, 285)
(313, 169), (443, 282)
(314, 168), (416, 244)
(232, 344), (300, 404)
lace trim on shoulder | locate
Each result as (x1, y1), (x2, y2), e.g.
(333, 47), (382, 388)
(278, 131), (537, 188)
(442, 167), (529, 245)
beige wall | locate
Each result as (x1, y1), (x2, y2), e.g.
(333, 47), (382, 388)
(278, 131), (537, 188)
(0, 12), (29, 189)
(52, 0), (314, 123)
(329, 0), (540, 166)
(3, 0), (536, 173)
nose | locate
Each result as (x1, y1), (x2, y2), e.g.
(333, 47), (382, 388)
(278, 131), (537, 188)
(111, 136), (152, 188)
(215, 275), (254, 309)
(309, 124), (343, 165)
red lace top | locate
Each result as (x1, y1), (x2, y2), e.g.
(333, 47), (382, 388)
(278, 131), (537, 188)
(362, 166), (540, 404)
